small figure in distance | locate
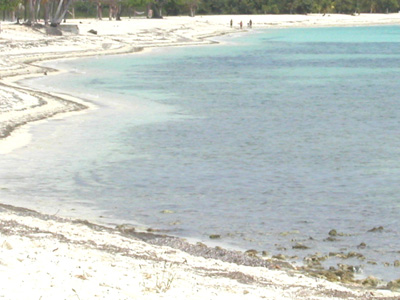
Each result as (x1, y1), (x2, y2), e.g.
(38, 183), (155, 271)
(249, 19), (252, 28)
(240, 21), (243, 29)
(230, 19), (233, 28)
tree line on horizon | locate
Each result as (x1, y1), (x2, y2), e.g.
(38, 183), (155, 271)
(1, 0), (399, 25)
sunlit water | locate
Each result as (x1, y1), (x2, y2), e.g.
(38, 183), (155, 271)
(1, 26), (400, 281)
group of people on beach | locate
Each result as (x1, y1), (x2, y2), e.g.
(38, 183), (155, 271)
(230, 19), (252, 29)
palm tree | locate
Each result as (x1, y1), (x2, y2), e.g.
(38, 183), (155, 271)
(27, 0), (73, 25)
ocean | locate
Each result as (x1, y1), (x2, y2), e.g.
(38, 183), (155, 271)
(2, 25), (400, 281)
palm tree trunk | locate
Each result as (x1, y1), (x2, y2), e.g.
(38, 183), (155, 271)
(50, 0), (73, 26)
(29, 0), (36, 24)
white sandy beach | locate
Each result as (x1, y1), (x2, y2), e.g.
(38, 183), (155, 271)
(1, 14), (400, 299)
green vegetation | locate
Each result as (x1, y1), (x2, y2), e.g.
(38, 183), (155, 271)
(1, 0), (399, 23)
(195, 0), (399, 14)
(1, 0), (21, 20)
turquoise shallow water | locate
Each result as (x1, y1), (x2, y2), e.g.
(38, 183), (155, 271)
(2, 26), (400, 281)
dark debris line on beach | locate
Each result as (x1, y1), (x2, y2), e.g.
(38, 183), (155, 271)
(0, 202), (290, 270)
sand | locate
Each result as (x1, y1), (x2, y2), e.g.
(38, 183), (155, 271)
(1, 14), (400, 299)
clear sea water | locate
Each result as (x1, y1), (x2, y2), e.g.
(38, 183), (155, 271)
(2, 26), (400, 281)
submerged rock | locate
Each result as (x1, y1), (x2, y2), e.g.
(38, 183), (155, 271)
(324, 236), (338, 242)
(169, 221), (181, 226)
(272, 254), (286, 260)
(361, 276), (380, 288)
(338, 264), (362, 273)
(279, 230), (300, 236)
(394, 260), (400, 267)
(319, 272), (340, 282)
(305, 266), (355, 283)
(328, 229), (348, 237)
(367, 226), (384, 233)
(387, 279), (400, 291)
(245, 249), (258, 257)
(304, 259), (323, 269)
(335, 270), (355, 283)
(209, 234), (221, 239)
(292, 243), (310, 250)
(328, 229), (337, 236)
(275, 246), (287, 251)
(347, 252), (366, 260)
(357, 242), (367, 249)
(304, 253), (328, 266)
(328, 251), (365, 260)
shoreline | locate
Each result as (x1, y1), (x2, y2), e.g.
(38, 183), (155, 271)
(1, 202), (399, 299)
(1, 14), (400, 298)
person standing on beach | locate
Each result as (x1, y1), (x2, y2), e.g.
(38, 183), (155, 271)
(249, 19), (252, 28)
(240, 21), (243, 29)
(230, 19), (233, 28)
